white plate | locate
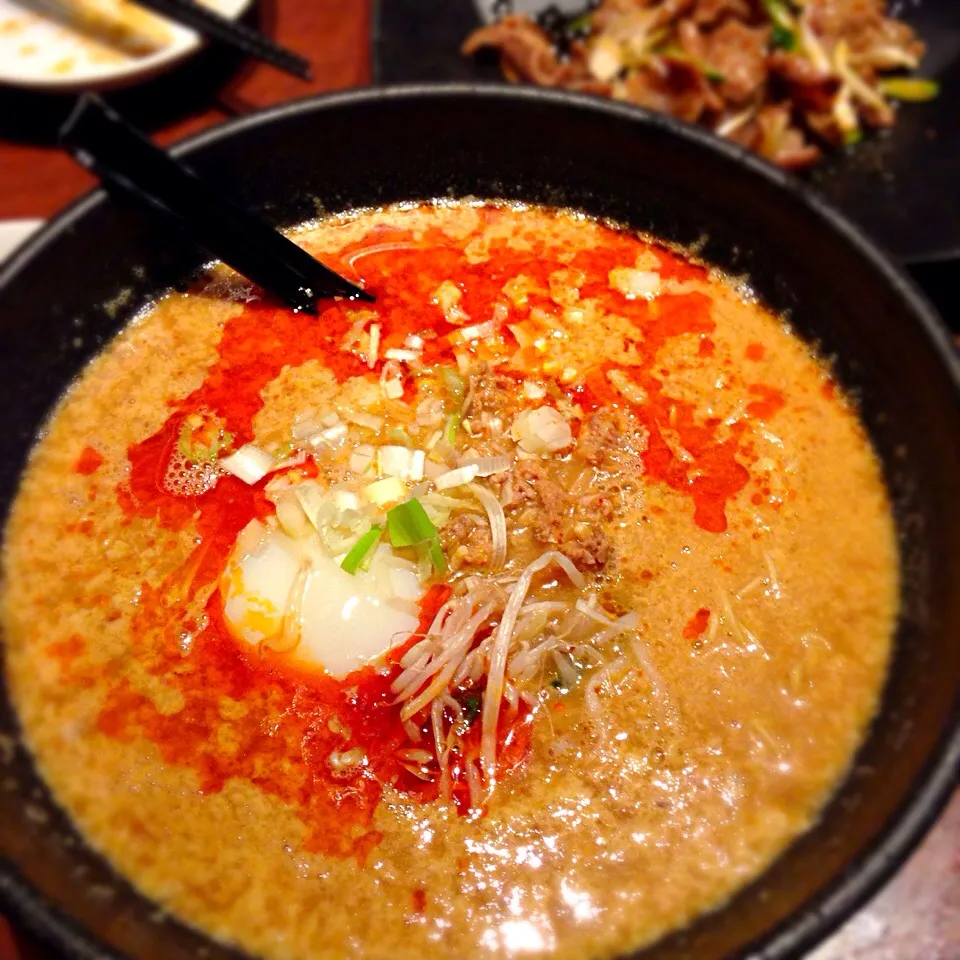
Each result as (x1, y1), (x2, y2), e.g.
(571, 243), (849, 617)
(0, 0), (251, 92)
(473, 0), (583, 23)
(0, 219), (43, 264)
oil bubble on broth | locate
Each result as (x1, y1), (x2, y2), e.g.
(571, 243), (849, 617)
(1, 202), (897, 960)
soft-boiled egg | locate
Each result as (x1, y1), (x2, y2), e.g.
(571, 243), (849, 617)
(221, 520), (423, 677)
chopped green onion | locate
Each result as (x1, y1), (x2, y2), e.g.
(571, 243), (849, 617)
(770, 23), (797, 51)
(341, 525), (382, 575)
(440, 367), (465, 404)
(444, 413), (461, 445)
(177, 419), (232, 464)
(386, 499), (447, 573)
(461, 694), (481, 724)
(273, 440), (296, 461)
(843, 128), (863, 146)
(761, 0), (794, 30)
(567, 11), (593, 34)
(878, 77), (939, 102)
(389, 426), (413, 447)
(658, 45), (724, 82)
(386, 498), (439, 548)
(428, 536), (447, 575)
(761, 0), (797, 49)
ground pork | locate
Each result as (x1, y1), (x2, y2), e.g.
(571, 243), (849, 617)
(501, 462), (612, 569)
(441, 514), (493, 570)
(577, 407), (649, 472)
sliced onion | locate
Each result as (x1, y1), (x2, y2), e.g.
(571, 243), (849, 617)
(459, 455), (512, 477)
(511, 407), (573, 456)
(275, 494), (313, 540)
(292, 418), (321, 440)
(416, 397), (445, 427)
(435, 464), (480, 490)
(380, 359), (404, 400)
(608, 267), (661, 300)
(379, 445), (419, 479)
(341, 314), (370, 350)
(220, 444), (276, 484)
(422, 491), (475, 510)
(349, 444), (376, 475)
(345, 411), (384, 431)
(367, 322), (381, 369)
(383, 380), (404, 401)
(377, 446), (412, 479)
(522, 380), (547, 400)
(405, 481), (430, 502)
(431, 280), (470, 326)
(450, 320), (498, 344)
(384, 348), (420, 362)
(468, 483), (507, 572)
(364, 476), (407, 507)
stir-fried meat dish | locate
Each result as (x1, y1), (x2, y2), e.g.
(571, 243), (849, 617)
(464, 0), (935, 169)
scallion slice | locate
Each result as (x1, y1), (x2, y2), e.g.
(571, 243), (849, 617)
(440, 367), (465, 404)
(341, 525), (383, 575)
(386, 499), (447, 573)
(387, 498), (438, 547)
(444, 413), (461, 445)
(428, 536), (447, 575)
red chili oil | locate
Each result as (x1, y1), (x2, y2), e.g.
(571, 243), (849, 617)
(682, 608), (712, 641)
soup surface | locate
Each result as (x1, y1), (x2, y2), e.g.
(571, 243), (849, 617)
(2, 203), (897, 960)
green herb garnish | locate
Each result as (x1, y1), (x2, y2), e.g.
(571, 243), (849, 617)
(444, 413), (461, 445)
(658, 44), (725, 82)
(440, 367), (465, 405)
(341, 525), (383, 575)
(427, 536), (447, 575)
(177, 418), (232, 464)
(386, 499), (446, 574)
(761, 0), (797, 50)
(387, 498), (437, 547)
(770, 23), (797, 51)
(389, 426), (413, 448)
(461, 694), (481, 724)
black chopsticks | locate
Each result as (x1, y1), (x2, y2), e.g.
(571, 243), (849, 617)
(60, 95), (373, 313)
(132, 0), (311, 80)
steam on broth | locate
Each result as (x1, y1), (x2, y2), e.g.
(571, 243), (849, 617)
(1, 202), (897, 960)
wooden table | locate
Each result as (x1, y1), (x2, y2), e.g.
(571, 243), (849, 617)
(0, 1), (956, 956)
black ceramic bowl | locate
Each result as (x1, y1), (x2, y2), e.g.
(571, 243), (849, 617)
(1, 85), (958, 960)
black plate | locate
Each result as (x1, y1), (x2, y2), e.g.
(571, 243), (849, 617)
(372, 0), (960, 265)
(0, 86), (959, 960)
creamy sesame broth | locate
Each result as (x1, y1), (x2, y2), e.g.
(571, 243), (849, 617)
(2, 202), (897, 960)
